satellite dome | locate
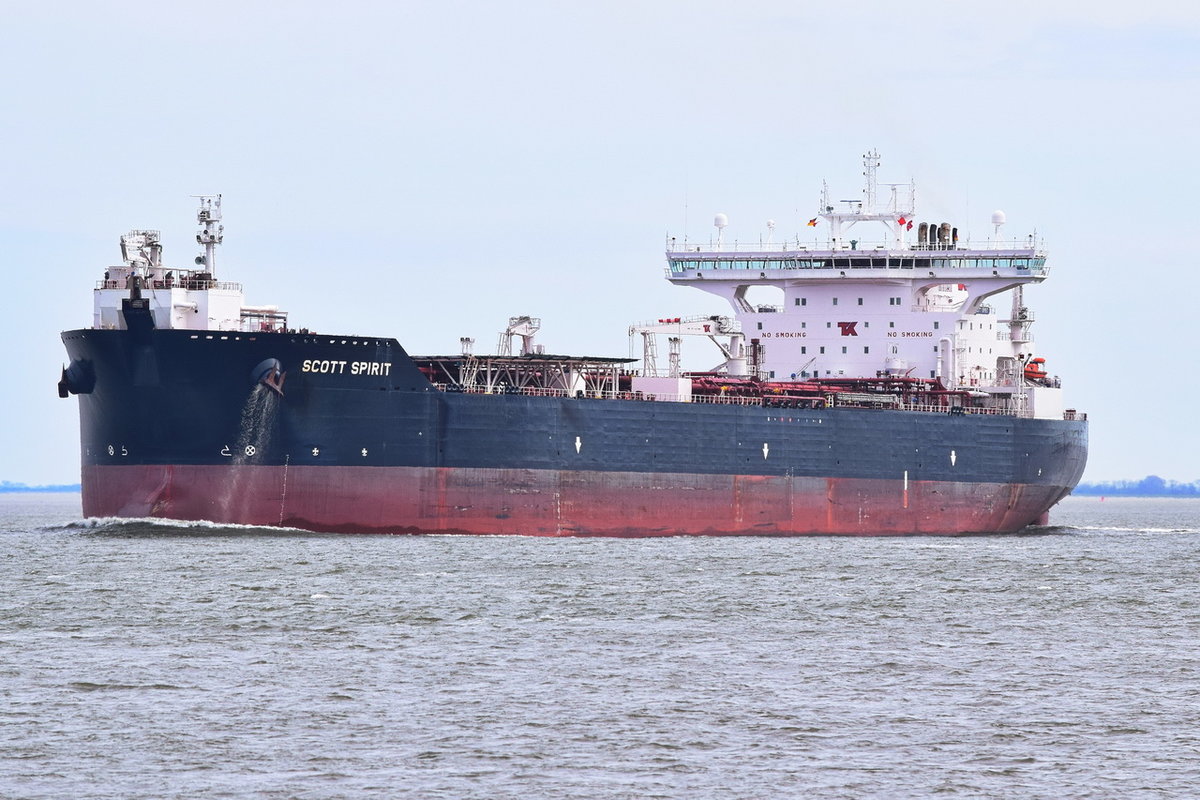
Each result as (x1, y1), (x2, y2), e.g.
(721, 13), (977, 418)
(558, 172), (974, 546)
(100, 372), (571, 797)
(714, 213), (728, 229)
(991, 210), (1007, 225)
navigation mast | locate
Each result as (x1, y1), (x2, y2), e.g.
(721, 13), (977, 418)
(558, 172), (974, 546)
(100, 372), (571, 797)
(194, 194), (224, 277)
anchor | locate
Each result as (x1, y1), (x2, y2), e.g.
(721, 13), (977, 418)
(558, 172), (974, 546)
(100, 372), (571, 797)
(250, 358), (287, 397)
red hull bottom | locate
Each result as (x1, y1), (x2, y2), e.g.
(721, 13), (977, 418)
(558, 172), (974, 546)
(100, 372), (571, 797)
(80, 465), (1069, 536)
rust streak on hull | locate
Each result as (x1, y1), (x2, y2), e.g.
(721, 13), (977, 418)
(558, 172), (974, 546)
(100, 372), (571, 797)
(83, 464), (1069, 536)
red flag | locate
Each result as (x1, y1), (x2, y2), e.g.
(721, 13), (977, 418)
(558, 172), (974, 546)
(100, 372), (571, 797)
(906, 220), (913, 230)
(807, 218), (818, 227)
(897, 216), (907, 226)
(957, 284), (966, 290)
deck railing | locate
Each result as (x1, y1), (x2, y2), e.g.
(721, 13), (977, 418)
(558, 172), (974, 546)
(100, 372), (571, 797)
(666, 237), (1044, 254)
(95, 280), (243, 292)
(432, 382), (1042, 417)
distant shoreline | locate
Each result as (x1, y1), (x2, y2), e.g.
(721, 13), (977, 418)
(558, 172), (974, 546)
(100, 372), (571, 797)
(1071, 492), (1200, 498)
(0, 484), (81, 494)
(1073, 476), (1200, 498)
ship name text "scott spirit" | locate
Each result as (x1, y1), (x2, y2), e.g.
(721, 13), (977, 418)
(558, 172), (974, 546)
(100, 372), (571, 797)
(301, 359), (393, 376)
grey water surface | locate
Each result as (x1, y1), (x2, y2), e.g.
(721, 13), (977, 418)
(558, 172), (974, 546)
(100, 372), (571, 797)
(2, 493), (1198, 799)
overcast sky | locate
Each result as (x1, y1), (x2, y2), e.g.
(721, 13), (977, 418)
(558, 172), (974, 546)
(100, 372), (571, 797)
(3, 0), (1198, 484)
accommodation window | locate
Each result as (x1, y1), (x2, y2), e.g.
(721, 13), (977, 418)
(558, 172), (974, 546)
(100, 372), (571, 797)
(801, 346), (806, 354)
(841, 346), (847, 354)
(857, 298), (863, 305)
(832, 297), (838, 306)
(819, 346), (825, 354)
(864, 346), (870, 354)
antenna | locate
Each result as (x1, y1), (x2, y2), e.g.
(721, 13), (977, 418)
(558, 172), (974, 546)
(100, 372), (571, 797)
(682, 169), (689, 245)
(766, 219), (776, 245)
(862, 149), (880, 213)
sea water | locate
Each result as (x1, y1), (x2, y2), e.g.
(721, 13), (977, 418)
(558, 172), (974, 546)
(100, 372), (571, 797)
(2, 493), (1198, 799)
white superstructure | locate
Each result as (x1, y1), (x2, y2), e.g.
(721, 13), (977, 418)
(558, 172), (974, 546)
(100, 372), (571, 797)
(92, 195), (288, 334)
(648, 151), (1065, 418)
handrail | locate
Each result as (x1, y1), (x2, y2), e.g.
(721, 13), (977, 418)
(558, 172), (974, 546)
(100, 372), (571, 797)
(432, 382), (1038, 417)
(667, 238), (1044, 254)
(666, 256), (1048, 275)
(95, 280), (244, 292)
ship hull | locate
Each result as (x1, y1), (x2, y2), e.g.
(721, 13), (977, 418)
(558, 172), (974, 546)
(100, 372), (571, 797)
(62, 328), (1088, 536)
(81, 463), (1073, 536)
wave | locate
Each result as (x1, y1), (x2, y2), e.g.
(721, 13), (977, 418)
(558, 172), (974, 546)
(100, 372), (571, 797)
(51, 515), (319, 538)
(1052, 524), (1200, 535)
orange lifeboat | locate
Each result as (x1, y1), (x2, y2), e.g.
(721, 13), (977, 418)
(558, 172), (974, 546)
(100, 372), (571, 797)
(1023, 357), (1048, 381)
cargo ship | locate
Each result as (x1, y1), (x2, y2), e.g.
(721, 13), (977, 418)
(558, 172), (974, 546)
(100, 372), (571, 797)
(59, 153), (1087, 535)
